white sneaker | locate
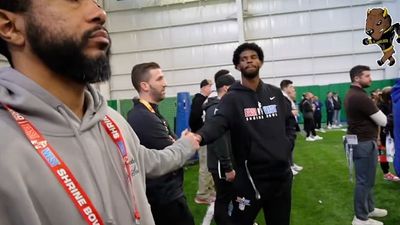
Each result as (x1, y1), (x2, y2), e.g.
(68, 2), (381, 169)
(306, 136), (316, 141)
(352, 216), (383, 225)
(327, 125), (332, 129)
(313, 135), (323, 140)
(292, 163), (303, 172)
(368, 208), (387, 218)
(319, 128), (326, 133)
(291, 168), (298, 175)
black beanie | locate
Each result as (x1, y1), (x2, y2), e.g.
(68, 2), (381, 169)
(216, 74), (235, 89)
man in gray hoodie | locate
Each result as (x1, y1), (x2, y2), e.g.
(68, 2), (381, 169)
(0, 1), (199, 225)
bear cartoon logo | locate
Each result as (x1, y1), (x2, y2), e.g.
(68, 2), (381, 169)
(363, 8), (400, 66)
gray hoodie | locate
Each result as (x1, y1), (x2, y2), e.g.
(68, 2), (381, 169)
(0, 67), (195, 225)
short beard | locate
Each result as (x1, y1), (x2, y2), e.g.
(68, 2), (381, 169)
(149, 86), (165, 103)
(361, 83), (371, 88)
(26, 15), (111, 84)
(241, 68), (259, 79)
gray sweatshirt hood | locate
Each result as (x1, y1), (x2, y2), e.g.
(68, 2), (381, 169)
(0, 67), (108, 135)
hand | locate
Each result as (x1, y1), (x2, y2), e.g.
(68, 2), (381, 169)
(181, 129), (200, 150)
(193, 133), (202, 144)
(225, 170), (236, 182)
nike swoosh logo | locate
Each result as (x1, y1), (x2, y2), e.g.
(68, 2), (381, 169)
(269, 97), (275, 100)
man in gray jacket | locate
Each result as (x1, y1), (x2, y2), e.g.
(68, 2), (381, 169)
(0, 1), (199, 225)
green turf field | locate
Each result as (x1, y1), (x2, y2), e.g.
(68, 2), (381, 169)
(183, 128), (400, 225)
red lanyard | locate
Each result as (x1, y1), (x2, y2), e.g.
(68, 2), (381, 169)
(100, 116), (141, 223)
(2, 103), (141, 224)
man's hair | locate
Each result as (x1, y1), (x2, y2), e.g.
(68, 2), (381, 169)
(232, 42), (264, 66)
(214, 69), (230, 83)
(280, 79), (293, 90)
(131, 62), (160, 92)
(0, 0), (31, 65)
(349, 65), (370, 82)
(214, 69), (235, 90)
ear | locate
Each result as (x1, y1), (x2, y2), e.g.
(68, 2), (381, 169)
(235, 65), (240, 71)
(139, 81), (149, 92)
(0, 9), (25, 48)
(367, 8), (371, 16)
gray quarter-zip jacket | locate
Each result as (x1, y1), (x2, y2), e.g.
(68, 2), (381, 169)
(0, 67), (195, 225)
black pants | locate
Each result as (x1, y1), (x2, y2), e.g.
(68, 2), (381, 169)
(304, 118), (316, 137)
(231, 169), (292, 225)
(151, 196), (195, 225)
(326, 111), (333, 126)
(211, 173), (236, 225)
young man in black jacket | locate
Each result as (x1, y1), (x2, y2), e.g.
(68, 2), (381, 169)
(203, 69), (236, 225)
(195, 43), (296, 225)
(127, 62), (194, 225)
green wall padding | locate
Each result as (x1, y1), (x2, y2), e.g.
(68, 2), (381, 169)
(119, 99), (133, 119)
(295, 79), (396, 124)
(107, 100), (118, 111)
(108, 79), (396, 128)
(110, 97), (179, 132)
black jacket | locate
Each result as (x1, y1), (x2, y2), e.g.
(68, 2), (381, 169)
(333, 96), (342, 110)
(198, 81), (296, 184)
(127, 99), (183, 205)
(189, 93), (207, 132)
(302, 99), (314, 120)
(203, 97), (234, 175)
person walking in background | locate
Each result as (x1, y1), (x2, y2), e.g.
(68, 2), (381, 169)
(195, 42), (297, 225)
(326, 92), (335, 129)
(127, 62), (195, 225)
(203, 69), (236, 225)
(190, 79), (216, 204)
(332, 92), (342, 127)
(302, 92), (323, 141)
(280, 79), (303, 175)
(344, 65), (388, 225)
(313, 95), (325, 133)
(376, 87), (400, 182)
(0, 1), (200, 225)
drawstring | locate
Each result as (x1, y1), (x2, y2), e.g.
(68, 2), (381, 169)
(244, 160), (261, 200)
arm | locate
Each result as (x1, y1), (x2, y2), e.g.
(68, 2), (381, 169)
(196, 96), (232, 145)
(284, 98), (297, 145)
(138, 131), (199, 178)
(370, 110), (387, 127)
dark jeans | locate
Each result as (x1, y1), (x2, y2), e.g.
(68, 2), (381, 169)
(151, 196), (195, 225)
(314, 113), (322, 129)
(352, 140), (378, 220)
(211, 173), (236, 225)
(231, 168), (292, 225)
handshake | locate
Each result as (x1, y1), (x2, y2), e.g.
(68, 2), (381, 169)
(180, 129), (202, 150)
